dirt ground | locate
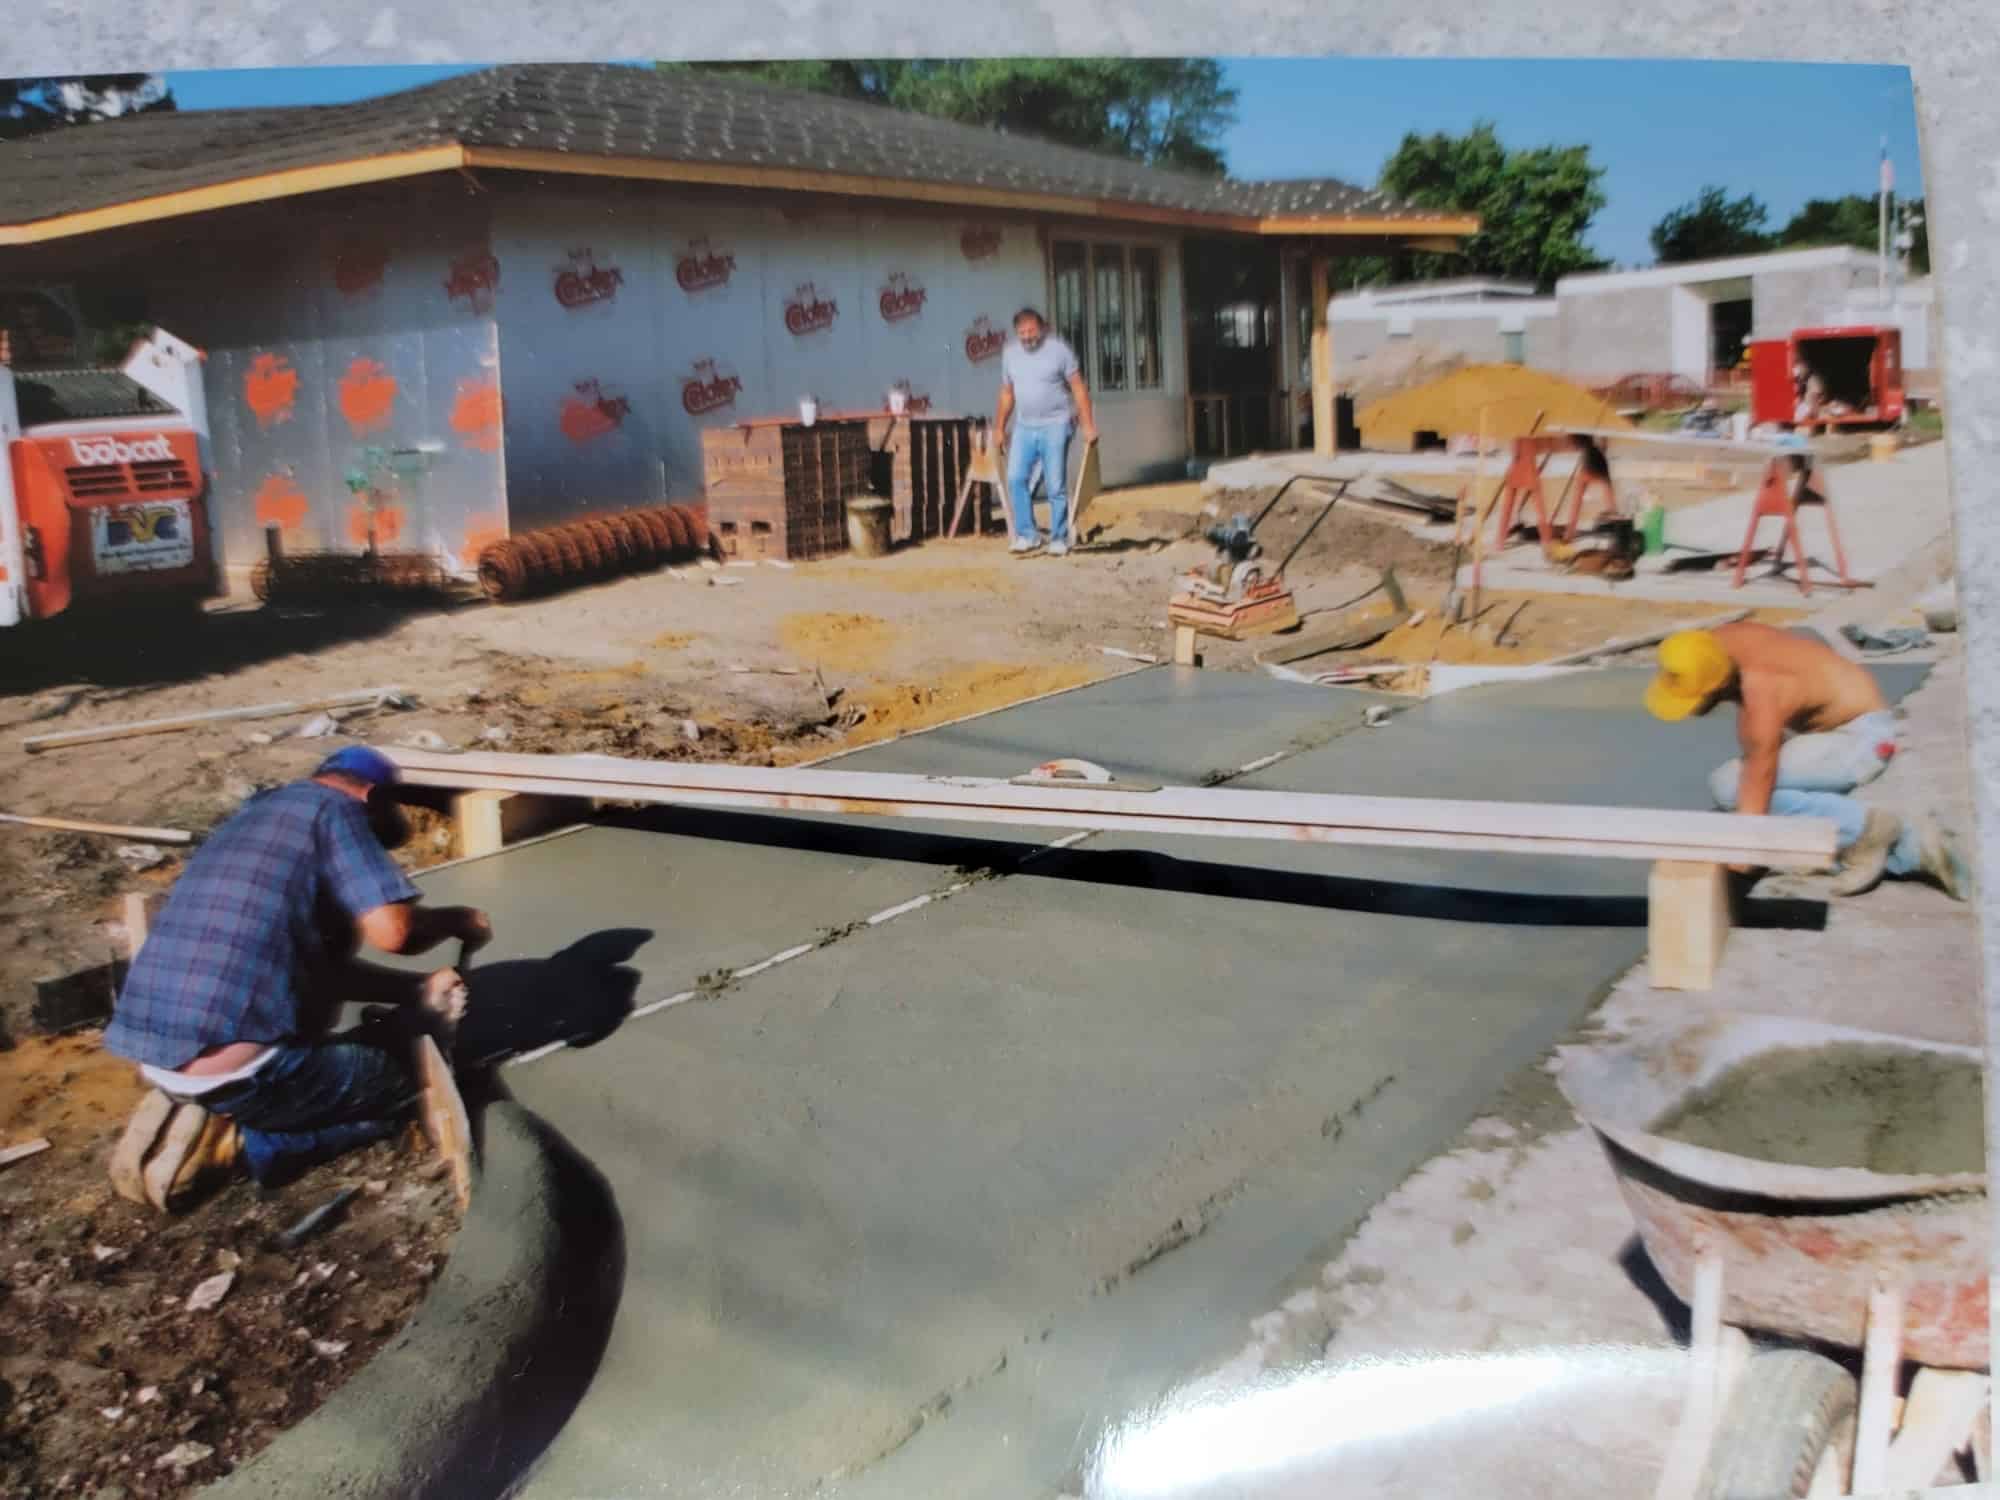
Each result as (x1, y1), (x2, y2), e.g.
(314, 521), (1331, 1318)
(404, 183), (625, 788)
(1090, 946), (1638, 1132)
(0, 475), (1836, 1493)
(0, 1084), (458, 1499)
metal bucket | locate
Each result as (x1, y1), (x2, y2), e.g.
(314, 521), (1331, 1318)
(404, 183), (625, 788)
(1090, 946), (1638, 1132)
(1558, 1012), (1988, 1368)
(845, 496), (894, 559)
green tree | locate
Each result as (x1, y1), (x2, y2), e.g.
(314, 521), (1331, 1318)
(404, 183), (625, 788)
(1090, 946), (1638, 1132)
(1649, 186), (1773, 264)
(657, 58), (1237, 175)
(0, 74), (175, 141)
(1778, 193), (1929, 274)
(1335, 123), (1608, 292)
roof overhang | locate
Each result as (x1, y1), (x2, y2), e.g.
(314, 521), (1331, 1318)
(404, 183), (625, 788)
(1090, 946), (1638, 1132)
(0, 144), (1480, 247)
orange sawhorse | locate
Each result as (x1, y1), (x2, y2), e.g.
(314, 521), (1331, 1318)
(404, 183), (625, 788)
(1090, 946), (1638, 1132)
(1485, 435), (1622, 551)
(1730, 456), (1855, 596)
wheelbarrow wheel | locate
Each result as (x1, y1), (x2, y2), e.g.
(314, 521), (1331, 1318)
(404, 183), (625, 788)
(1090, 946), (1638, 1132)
(1699, 1348), (1857, 1499)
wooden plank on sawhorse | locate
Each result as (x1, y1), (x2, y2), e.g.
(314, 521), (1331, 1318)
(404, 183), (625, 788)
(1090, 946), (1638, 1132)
(949, 437), (1008, 538)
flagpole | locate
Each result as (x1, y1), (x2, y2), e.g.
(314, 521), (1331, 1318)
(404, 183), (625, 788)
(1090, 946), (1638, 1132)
(1879, 139), (1891, 308)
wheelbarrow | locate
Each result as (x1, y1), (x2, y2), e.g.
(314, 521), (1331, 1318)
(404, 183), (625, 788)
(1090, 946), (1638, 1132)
(1557, 1012), (1990, 1498)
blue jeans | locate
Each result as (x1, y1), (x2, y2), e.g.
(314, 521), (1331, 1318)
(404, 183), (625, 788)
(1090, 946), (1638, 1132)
(1007, 421), (1072, 543)
(184, 1012), (420, 1187)
(1708, 710), (1919, 873)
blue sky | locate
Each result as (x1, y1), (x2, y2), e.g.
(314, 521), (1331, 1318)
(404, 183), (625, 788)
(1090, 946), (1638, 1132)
(164, 58), (1924, 270)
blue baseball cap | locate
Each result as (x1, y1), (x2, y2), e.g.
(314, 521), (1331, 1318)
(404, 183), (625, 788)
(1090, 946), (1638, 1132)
(314, 746), (400, 787)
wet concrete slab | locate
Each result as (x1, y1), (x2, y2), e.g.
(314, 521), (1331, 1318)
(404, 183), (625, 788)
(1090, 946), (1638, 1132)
(404, 661), (1928, 1500)
(397, 668), (1384, 1007)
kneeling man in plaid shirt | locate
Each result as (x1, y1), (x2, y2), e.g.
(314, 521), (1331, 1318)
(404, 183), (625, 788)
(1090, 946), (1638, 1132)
(103, 747), (491, 1212)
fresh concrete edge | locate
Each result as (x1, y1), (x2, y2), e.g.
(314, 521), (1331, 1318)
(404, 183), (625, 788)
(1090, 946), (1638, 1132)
(195, 1091), (624, 1500)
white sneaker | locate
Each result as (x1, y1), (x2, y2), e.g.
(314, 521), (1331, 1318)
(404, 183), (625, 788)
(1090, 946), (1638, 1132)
(1048, 539), (1070, 558)
(1009, 535), (1043, 555)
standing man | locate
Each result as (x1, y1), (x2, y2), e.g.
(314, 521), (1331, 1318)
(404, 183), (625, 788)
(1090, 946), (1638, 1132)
(1644, 622), (1968, 897)
(995, 307), (1098, 558)
(104, 746), (491, 1212)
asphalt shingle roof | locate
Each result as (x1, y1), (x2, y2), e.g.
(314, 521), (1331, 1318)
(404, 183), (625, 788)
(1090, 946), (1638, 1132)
(0, 64), (1466, 233)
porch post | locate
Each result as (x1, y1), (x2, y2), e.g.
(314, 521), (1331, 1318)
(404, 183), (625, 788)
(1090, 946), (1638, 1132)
(1310, 252), (1335, 457)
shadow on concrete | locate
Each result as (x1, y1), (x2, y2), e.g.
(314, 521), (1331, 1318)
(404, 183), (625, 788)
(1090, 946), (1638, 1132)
(454, 929), (649, 1071)
(0, 596), (462, 697)
(1620, 1234), (1692, 1345)
(461, 1099), (628, 1500)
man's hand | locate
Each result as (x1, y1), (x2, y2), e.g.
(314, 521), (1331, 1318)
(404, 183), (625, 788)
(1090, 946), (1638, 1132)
(421, 966), (470, 1025)
(1080, 422), (1099, 445)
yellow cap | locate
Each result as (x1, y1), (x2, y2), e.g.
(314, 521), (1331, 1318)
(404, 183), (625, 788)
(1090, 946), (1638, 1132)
(1645, 631), (1733, 722)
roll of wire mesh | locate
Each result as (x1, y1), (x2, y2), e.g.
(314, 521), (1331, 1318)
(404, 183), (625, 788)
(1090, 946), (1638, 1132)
(476, 504), (714, 603)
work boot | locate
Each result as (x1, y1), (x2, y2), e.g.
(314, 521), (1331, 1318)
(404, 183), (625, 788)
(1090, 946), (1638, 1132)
(108, 1089), (177, 1205)
(1831, 809), (1902, 897)
(141, 1104), (243, 1213)
(1910, 812), (1971, 901)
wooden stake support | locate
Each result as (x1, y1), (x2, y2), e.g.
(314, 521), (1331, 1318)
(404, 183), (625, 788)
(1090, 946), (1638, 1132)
(412, 1034), (473, 1212)
(1852, 1281), (1906, 1495)
(1172, 625), (1200, 667)
(453, 789), (580, 859)
(1647, 860), (1733, 991)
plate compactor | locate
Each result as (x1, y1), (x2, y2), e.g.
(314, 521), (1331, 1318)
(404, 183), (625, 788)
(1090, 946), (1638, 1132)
(1168, 476), (1352, 641)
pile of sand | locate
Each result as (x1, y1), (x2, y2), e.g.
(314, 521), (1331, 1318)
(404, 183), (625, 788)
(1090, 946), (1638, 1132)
(1358, 365), (1633, 452)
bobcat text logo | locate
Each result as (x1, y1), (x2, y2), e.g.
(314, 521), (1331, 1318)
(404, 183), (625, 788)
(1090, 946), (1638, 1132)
(69, 435), (173, 466)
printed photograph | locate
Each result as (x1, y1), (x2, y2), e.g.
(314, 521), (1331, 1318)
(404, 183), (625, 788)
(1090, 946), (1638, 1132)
(0, 54), (1981, 1500)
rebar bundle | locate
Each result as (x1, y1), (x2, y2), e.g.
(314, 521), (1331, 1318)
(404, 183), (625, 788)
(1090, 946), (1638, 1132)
(475, 504), (712, 603)
(251, 550), (453, 607)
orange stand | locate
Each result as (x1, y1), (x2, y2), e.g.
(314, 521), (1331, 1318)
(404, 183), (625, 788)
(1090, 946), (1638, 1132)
(1487, 437), (1558, 551)
(1486, 435), (1623, 552)
(1730, 458), (1854, 596)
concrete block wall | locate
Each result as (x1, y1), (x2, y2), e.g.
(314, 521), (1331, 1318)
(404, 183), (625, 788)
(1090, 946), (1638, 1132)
(1554, 285), (1676, 383)
(1332, 308), (1559, 373)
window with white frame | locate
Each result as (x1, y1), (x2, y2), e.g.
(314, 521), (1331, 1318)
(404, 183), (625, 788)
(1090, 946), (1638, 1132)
(1050, 237), (1166, 394)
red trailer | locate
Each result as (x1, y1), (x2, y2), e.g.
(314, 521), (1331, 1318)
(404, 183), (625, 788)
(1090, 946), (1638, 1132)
(1749, 326), (1905, 431)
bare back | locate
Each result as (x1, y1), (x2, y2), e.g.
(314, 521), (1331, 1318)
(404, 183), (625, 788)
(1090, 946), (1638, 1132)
(1713, 621), (1886, 733)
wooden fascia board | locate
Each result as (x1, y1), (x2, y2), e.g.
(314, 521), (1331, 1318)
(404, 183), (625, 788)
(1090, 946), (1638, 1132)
(0, 145), (469, 245)
(0, 141), (1480, 247)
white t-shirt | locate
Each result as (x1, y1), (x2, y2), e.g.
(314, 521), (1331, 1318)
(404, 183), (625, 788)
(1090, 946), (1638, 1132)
(1002, 334), (1081, 427)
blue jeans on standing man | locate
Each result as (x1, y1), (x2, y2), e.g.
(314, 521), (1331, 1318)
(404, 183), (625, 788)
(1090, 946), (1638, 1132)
(1006, 420), (1073, 544)
(1707, 709), (1920, 873)
(176, 1011), (421, 1187)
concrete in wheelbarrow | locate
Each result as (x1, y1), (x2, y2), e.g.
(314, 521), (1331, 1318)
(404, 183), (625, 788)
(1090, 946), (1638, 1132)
(396, 663), (1924, 1500)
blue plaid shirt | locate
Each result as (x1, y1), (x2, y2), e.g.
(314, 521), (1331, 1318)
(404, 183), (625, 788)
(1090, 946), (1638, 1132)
(103, 781), (420, 1069)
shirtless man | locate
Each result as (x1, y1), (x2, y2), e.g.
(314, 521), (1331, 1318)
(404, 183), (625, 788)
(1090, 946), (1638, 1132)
(1644, 622), (1967, 897)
